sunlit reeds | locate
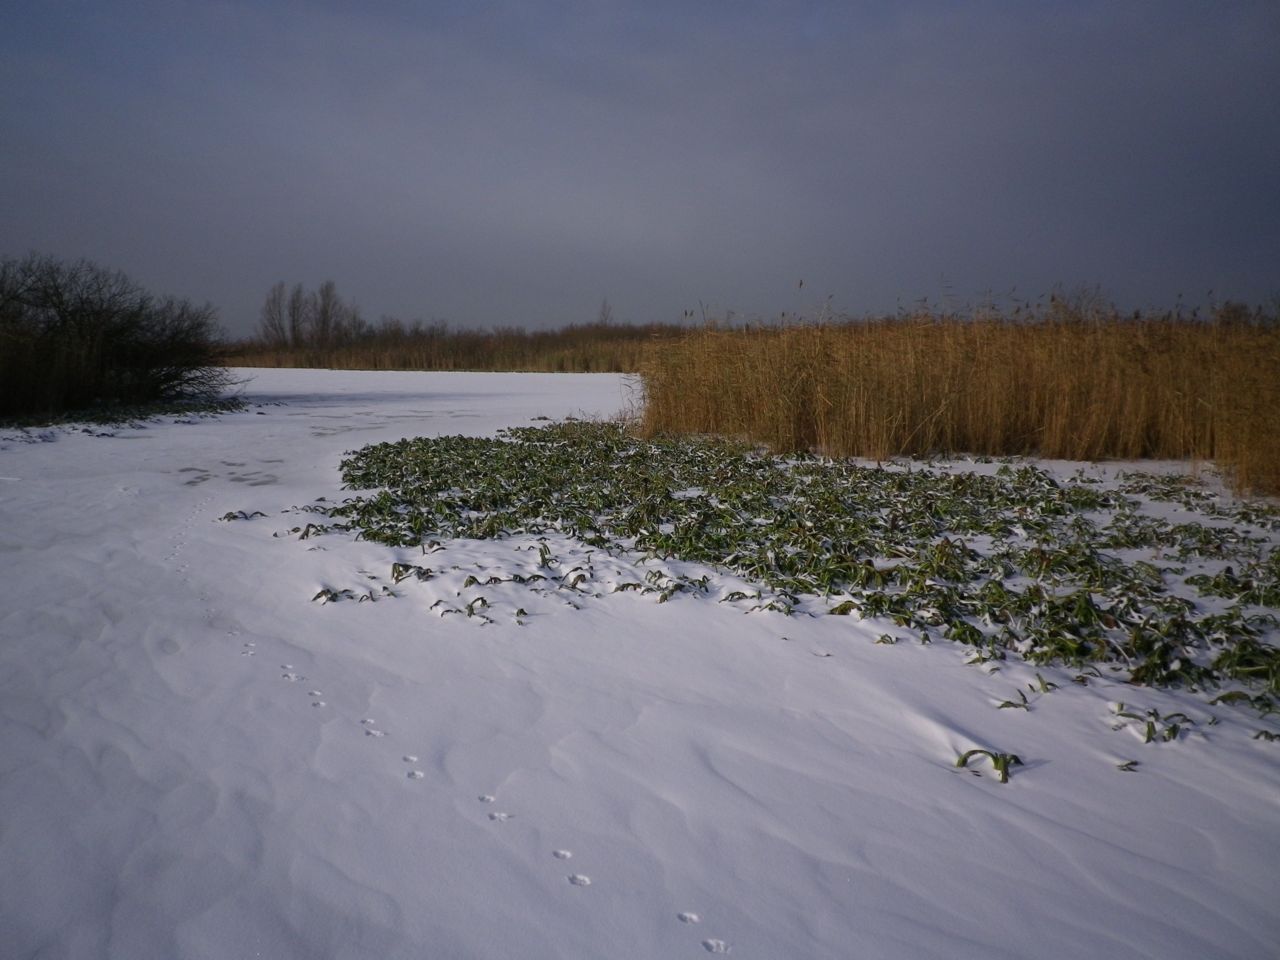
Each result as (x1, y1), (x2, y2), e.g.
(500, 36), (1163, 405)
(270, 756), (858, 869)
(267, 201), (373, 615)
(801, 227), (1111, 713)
(640, 306), (1280, 496)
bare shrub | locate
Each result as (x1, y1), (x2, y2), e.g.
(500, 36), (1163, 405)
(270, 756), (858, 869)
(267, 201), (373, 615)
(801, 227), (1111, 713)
(0, 253), (232, 418)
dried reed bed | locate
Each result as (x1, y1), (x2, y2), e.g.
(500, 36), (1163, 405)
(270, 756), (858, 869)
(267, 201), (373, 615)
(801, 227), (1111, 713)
(224, 321), (686, 374)
(640, 311), (1280, 496)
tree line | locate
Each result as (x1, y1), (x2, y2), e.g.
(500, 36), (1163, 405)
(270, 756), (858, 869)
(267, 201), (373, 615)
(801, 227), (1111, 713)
(257, 280), (370, 349)
(237, 284), (683, 372)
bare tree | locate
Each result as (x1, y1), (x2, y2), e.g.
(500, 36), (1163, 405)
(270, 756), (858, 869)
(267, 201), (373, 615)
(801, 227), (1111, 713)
(313, 279), (340, 348)
(286, 282), (310, 348)
(597, 298), (614, 325)
(336, 302), (366, 343)
(258, 281), (288, 347)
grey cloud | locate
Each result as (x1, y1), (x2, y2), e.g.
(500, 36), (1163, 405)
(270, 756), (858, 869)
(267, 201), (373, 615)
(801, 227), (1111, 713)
(2, 1), (1277, 336)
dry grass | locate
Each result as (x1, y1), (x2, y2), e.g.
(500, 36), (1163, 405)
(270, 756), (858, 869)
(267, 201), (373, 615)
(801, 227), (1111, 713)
(224, 321), (686, 374)
(640, 306), (1280, 497)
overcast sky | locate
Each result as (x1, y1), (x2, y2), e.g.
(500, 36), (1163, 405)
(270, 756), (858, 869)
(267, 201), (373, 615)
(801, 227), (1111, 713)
(3, 1), (1278, 337)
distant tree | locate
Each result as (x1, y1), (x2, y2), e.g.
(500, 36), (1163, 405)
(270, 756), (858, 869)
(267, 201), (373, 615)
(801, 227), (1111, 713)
(0, 253), (231, 417)
(597, 298), (614, 325)
(312, 279), (340, 348)
(259, 281), (288, 347)
(286, 282), (310, 348)
(338, 304), (367, 342)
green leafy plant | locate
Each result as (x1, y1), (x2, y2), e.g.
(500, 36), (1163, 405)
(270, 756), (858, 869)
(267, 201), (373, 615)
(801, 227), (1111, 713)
(1110, 703), (1196, 743)
(284, 421), (1278, 711)
(955, 749), (1024, 783)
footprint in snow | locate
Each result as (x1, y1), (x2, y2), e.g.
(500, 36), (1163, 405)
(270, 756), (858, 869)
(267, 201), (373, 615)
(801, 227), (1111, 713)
(282, 672), (303, 682)
(407, 770), (425, 779)
(553, 850), (572, 860)
(702, 939), (730, 953)
(488, 812), (513, 822)
(567, 874), (591, 886)
(678, 912), (700, 924)
(478, 794), (495, 803)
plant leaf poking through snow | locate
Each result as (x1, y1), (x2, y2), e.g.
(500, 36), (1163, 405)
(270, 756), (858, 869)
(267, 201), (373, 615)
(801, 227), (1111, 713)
(319, 421), (1280, 701)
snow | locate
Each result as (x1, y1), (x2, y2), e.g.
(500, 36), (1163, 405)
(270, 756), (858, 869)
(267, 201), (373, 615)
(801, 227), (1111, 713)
(1, 368), (1277, 960)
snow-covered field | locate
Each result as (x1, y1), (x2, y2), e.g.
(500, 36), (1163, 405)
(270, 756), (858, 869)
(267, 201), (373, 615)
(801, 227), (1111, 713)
(2, 368), (1277, 960)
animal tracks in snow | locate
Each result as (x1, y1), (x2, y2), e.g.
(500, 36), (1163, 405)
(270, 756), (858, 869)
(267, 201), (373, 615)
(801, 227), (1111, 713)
(279, 660), (306, 683)
(225, 613), (736, 954)
(464, 791), (731, 949)
(462, 791), (734, 950)
(552, 851), (593, 887)
(403, 756), (425, 778)
(476, 797), (588, 889)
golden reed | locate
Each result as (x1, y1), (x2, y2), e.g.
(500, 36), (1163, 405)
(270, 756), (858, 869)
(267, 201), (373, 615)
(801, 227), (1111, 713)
(639, 310), (1279, 496)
